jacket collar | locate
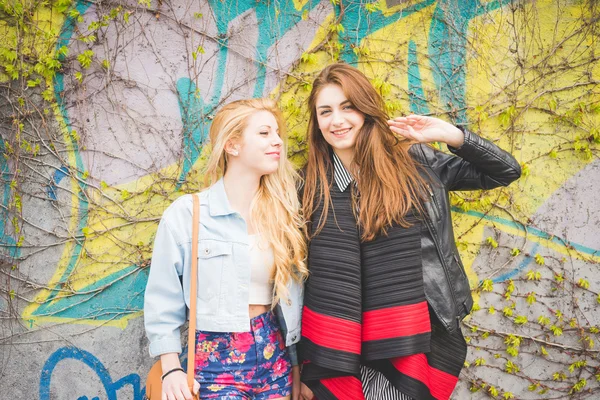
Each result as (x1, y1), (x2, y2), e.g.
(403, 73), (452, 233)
(207, 178), (236, 217)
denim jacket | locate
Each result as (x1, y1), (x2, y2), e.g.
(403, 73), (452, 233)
(144, 178), (303, 364)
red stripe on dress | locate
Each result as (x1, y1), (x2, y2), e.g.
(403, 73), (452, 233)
(362, 301), (431, 341)
(302, 306), (361, 354)
(391, 354), (459, 400)
(322, 376), (365, 400)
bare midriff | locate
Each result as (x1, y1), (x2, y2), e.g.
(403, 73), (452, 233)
(249, 304), (271, 319)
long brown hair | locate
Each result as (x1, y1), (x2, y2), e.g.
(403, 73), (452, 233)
(302, 63), (427, 241)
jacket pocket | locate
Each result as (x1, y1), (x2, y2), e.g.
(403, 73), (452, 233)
(196, 240), (232, 314)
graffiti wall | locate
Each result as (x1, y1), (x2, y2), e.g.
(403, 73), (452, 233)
(0, 0), (598, 398)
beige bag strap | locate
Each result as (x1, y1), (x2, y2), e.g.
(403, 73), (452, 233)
(186, 194), (200, 390)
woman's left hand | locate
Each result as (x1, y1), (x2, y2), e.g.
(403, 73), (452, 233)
(388, 115), (464, 148)
(291, 365), (301, 400)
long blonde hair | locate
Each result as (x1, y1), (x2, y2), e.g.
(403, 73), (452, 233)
(204, 98), (307, 305)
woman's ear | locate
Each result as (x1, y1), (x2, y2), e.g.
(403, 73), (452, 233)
(224, 140), (240, 157)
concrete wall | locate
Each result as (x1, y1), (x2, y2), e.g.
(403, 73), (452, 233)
(1, 0), (598, 398)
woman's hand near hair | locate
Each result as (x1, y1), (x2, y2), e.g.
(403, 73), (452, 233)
(160, 353), (200, 400)
(387, 115), (464, 148)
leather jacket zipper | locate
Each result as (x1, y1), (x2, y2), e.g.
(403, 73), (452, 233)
(422, 194), (459, 332)
(426, 184), (441, 221)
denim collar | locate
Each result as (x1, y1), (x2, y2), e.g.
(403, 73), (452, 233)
(207, 178), (236, 217)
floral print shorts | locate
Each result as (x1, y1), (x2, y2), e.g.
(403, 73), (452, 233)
(194, 311), (292, 399)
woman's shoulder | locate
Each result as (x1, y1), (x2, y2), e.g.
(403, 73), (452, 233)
(161, 189), (209, 221)
(408, 142), (433, 163)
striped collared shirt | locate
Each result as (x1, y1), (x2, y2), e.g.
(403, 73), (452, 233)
(332, 151), (354, 192)
(332, 151), (413, 400)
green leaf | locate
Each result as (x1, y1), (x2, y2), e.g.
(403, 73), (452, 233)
(514, 315), (528, 325)
(534, 254), (545, 265)
(577, 278), (590, 289)
(521, 162), (530, 177)
(481, 279), (494, 292)
(364, 2), (380, 12)
(550, 325), (563, 336)
(505, 360), (520, 373)
(486, 236), (498, 248)
(526, 270), (541, 280)
(77, 50), (94, 69)
(537, 315), (550, 326)
(553, 372), (565, 381)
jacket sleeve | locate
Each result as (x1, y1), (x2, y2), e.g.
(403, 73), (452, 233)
(418, 127), (522, 191)
(144, 216), (187, 357)
(287, 343), (299, 367)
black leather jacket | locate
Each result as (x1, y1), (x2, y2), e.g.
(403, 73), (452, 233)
(409, 127), (521, 333)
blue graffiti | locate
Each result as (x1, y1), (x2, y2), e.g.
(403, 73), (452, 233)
(40, 345), (194, 400)
(0, 139), (19, 260)
(175, 1), (321, 183)
(176, 78), (213, 186)
(330, 0), (514, 122)
(408, 40), (430, 115)
(31, 266), (148, 320)
(452, 207), (600, 258)
(40, 347), (143, 400)
(335, 0), (436, 64)
(207, 0), (319, 97)
(47, 166), (69, 200)
(491, 243), (540, 283)
(429, 0), (514, 123)
(36, 0), (92, 314)
(453, 206), (600, 283)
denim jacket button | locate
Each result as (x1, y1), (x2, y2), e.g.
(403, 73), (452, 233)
(203, 248), (210, 255)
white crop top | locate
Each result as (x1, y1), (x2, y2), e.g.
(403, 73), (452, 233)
(248, 234), (275, 305)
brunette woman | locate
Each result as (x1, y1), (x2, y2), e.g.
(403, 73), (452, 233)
(298, 64), (521, 400)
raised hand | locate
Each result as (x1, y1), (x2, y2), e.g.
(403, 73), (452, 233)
(387, 115), (464, 148)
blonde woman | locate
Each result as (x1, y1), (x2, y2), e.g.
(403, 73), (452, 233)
(144, 99), (307, 400)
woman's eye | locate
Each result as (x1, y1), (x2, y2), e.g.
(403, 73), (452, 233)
(319, 110), (330, 116)
(343, 105), (354, 110)
(259, 131), (269, 135)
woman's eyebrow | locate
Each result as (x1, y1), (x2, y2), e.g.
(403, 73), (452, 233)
(317, 100), (351, 109)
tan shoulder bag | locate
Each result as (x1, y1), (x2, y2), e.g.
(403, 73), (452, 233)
(146, 194), (200, 399)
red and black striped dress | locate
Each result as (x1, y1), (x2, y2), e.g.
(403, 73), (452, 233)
(299, 153), (466, 400)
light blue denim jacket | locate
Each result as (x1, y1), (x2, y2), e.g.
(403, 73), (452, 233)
(144, 178), (303, 364)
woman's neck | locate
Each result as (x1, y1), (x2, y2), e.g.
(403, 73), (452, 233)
(334, 149), (355, 174)
(223, 168), (260, 229)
